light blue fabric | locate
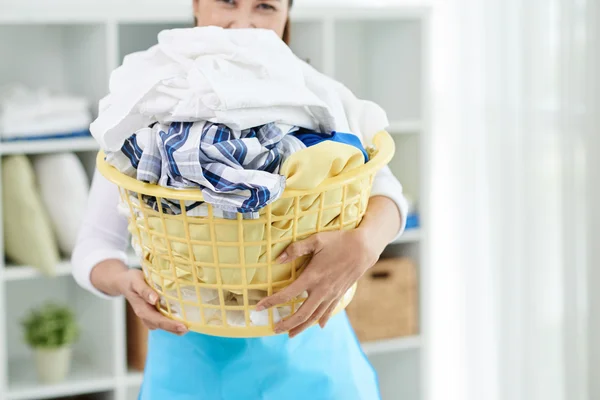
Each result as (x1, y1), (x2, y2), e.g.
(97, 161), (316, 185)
(138, 311), (380, 400)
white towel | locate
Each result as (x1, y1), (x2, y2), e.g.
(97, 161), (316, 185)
(0, 84), (90, 119)
(2, 114), (91, 138)
(90, 26), (390, 152)
(0, 84), (92, 139)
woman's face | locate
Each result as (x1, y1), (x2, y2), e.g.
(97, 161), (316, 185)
(193, 0), (289, 38)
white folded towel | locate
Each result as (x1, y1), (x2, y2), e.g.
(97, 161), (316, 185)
(0, 84), (92, 139)
(91, 26), (390, 152)
(2, 114), (91, 138)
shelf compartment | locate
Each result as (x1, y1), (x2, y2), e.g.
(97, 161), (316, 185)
(5, 277), (117, 391)
(369, 347), (421, 399)
(4, 252), (140, 282)
(7, 356), (115, 400)
(389, 133), (421, 206)
(0, 24), (109, 121)
(118, 23), (187, 64)
(388, 120), (423, 134)
(288, 21), (325, 73)
(334, 19), (423, 122)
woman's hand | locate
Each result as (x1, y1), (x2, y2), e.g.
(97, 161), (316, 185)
(255, 196), (401, 338)
(255, 229), (382, 338)
(115, 269), (189, 336)
(90, 259), (188, 336)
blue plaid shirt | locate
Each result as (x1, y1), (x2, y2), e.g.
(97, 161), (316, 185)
(106, 121), (305, 218)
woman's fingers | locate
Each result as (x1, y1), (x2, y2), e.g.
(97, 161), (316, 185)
(288, 299), (334, 338)
(318, 298), (340, 328)
(125, 271), (188, 335)
(276, 234), (323, 263)
(274, 289), (327, 334)
(255, 272), (311, 311)
(133, 297), (188, 335)
(129, 270), (159, 305)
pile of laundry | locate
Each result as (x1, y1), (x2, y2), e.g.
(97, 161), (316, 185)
(91, 26), (390, 327)
(156, 286), (355, 328)
(0, 84), (92, 141)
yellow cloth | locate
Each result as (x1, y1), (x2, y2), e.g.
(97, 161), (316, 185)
(127, 141), (371, 291)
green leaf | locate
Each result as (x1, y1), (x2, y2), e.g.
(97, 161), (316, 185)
(21, 302), (80, 349)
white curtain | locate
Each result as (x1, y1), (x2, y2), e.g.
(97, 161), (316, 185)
(425, 0), (600, 399)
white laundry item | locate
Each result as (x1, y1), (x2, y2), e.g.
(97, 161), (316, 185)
(0, 84), (92, 138)
(1, 113), (91, 138)
(90, 26), (389, 152)
(159, 286), (351, 328)
(250, 308), (283, 326)
(0, 84), (90, 119)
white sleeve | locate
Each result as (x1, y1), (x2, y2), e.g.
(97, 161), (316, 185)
(71, 169), (130, 299)
(370, 165), (409, 243)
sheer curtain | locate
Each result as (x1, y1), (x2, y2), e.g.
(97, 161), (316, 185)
(425, 0), (600, 399)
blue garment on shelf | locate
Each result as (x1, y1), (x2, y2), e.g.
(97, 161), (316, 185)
(1, 129), (92, 142)
(406, 213), (420, 229)
(138, 311), (381, 400)
(292, 129), (369, 163)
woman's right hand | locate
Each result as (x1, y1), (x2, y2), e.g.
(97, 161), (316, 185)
(116, 269), (189, 336)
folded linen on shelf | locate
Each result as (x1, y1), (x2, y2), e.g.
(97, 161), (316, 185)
(0, 84), (92, 140)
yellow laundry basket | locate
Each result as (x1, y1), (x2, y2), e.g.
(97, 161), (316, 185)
(96, 131), (395, 338)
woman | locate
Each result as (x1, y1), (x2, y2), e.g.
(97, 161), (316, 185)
(72, 0), (408, 398)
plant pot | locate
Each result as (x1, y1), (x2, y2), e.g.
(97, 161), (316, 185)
(34, 346), (72, 384)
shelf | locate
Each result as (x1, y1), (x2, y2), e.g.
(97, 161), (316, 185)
(392, 228), (421, 244)
(361, 335), (421, 356)
(0, 4), (430, 24)
(126, 370), (144, 387)
(0, 137), (99, 155)
(4, 253), (140, 282)
(4, 262), (73, 281)
(388, 120), (423, 134)
(7, 356), (115, 400)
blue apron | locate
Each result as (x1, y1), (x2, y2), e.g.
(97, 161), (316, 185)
(138, 311), (380, 400)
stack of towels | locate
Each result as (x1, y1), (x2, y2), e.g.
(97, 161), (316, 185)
(90, 26), (393, 327)
(0, 84), (92, 141)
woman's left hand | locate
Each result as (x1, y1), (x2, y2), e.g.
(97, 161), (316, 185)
(255, 228), (384, 338)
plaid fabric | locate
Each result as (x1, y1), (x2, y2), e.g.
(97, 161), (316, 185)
(106, 121), (305, 218)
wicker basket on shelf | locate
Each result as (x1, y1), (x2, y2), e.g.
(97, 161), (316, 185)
(346, 256), (419, 343)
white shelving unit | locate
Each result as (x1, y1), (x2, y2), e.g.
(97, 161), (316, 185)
(0, 2), (430, 399)
(362, 335), (423, 357)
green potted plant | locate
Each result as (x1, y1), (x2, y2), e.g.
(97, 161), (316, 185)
(21, 302), (80, 384)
